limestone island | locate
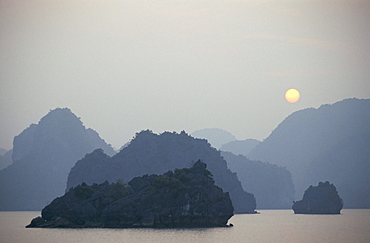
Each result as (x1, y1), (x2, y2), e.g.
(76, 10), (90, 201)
(292, 181), (343, 214)
(26, 160), (234, 228)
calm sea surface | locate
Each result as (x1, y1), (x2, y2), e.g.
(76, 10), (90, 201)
(0, 210), (369, 243)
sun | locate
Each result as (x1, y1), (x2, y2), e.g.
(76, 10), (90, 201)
(285, 88), (300, 103)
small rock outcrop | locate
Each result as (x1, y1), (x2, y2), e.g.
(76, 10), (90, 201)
(292, 181), (343, 214)
(27, 160), (234, 228)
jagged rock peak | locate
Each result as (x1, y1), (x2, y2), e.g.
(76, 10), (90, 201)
(39, 107), (83, 125)
(0, 107), (114, 211)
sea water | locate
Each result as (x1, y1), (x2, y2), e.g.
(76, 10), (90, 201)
(0, 210), (369, 243)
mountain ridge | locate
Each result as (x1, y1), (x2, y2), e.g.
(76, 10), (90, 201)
(0, 108), (115, 210)
(67, 130), (256, 213)
(248, 98), (370, 208)
(221, 151), (295, 209)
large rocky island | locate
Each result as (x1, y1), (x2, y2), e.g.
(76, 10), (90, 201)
(67, 130), (256, 213)
(27, 161), (234, 228)
(292, 181), (343, 214)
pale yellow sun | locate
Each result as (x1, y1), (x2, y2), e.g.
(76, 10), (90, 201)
(285, 88), (300, 103)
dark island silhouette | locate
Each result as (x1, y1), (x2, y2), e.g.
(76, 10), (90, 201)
(67, 130), (256, 213)
(248, 98), (370, 208)
(27, 161), (234, 228)
(0, 108), (115, 210)
(293, 181), (343, 214)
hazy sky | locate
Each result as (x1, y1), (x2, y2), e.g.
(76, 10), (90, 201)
(1, 0), (369, 150)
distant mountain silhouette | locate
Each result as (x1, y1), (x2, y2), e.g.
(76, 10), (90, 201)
(67, 130), (256, 213)
(0, 108), (115, 210)
(220, 139), (260, 156)
(0, 148), (7, 156)
(248, 98), (370, 208)
(221, 151), (294, 209)
(306, 132), (370, 208)
(0, 149), (12, 170)
(191, 128), (236, 149)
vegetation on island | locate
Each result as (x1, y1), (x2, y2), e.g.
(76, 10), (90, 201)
(27, 161), (234, 228)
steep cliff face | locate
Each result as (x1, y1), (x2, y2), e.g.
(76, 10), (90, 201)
(68, 130), (256, 213)
(0, 108), (115, 210)
(27, 161), (234, 228)
(221, 151), (294, 209)
(293, 181), (343, 214)
(248, 98), (370, 207)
